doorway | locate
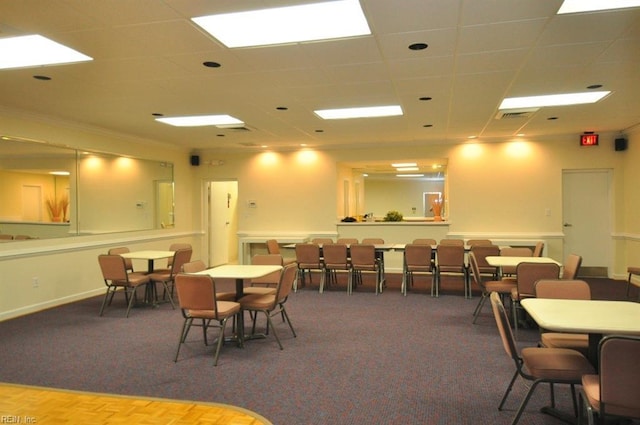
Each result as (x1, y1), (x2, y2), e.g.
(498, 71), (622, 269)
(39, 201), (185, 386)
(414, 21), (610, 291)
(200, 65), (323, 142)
(206, 180), (239, 267)
(562, 169), (612, 277)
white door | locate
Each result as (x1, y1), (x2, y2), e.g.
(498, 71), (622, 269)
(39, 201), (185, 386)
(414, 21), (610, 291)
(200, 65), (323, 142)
(22, 185), (42, 221)
(207, 180), (238, 267)
(562, 169), (611, 276)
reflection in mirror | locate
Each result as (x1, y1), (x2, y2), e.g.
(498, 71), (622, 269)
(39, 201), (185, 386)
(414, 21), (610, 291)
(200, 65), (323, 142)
(0, 136), (174, 240)
(340, 159), (447, 221)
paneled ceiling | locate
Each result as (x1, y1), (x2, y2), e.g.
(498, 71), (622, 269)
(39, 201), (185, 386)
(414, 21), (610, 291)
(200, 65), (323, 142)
(0, 0), (638, 154)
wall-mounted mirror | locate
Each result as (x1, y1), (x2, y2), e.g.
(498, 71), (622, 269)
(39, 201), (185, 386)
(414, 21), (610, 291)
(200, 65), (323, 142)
(339, 159), (447, 221)
(0, 136), (174, 240)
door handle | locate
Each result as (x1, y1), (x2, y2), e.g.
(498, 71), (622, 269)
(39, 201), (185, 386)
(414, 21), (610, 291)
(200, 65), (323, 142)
(563, 222), (572, 227)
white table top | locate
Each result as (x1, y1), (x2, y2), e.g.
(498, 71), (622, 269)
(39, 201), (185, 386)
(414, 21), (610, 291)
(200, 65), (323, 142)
(485, 256), (561, 267)
(119, 250), (175, 260)
(522, 298), (640, 335)
(194, 264), (282, 280)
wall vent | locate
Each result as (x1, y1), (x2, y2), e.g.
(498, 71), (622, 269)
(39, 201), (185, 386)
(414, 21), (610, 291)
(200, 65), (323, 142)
(495, 108), (539, 120)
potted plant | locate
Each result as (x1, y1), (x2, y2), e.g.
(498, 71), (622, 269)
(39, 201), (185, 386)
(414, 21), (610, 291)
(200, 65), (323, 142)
(383, 210), (403, 222)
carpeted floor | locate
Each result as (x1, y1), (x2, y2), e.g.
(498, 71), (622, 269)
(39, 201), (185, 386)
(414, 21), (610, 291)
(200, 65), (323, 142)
(0, 274), (637, 425)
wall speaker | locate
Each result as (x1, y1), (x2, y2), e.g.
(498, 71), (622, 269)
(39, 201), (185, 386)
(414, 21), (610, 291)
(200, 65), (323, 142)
(190, 154), (200, 166)
(615, 138), (628, 152)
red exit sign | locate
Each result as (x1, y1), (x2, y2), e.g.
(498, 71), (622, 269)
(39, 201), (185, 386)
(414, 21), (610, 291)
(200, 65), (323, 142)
(580, 134), (599, 146)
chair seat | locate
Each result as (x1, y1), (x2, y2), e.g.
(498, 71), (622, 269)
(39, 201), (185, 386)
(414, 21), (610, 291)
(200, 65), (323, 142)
(583, 373), (640, 419)
(215, 291), (237, 301)
(114, 275), (149, 287)
(522, 347), (594, 381)
(485, 280), (516, 293)
(628, 266), (640, 275)
(147, 271), (171, 281)
(243, 287), (277, 295)
(540, 333), (589, 356)
(187, 301), (240, 319)
(239, 293), (275, 310)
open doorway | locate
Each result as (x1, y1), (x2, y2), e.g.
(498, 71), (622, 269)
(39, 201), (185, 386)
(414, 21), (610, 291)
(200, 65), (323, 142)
(206, 180), (238, 267)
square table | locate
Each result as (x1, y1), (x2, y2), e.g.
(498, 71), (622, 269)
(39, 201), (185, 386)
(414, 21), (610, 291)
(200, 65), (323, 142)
(521, 298), (640, 367)
(120, 250), (175, 273)
(193, 264), (283, 346)
(485, 256), (561, 268)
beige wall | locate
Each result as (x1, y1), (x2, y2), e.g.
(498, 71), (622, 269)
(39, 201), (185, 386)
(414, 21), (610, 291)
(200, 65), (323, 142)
(1, 107), (638, 320)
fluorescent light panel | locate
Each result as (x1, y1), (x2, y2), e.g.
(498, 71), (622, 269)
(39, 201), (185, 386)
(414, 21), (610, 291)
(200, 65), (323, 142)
(499, 91), (610, 110)
(391, 162), (417, 167)
(557, 0), (640, 14)
(397, 174), (424, 178)
(396, 167), (419, 172)
(155, 115), (243, 127)
(0, 35), (92, 70)
(315, 105), (403, 120)
(192, 0), (370, 48)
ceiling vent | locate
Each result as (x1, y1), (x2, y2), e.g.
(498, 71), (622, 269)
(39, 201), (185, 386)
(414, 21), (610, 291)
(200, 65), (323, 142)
(495, 108), (539, 120)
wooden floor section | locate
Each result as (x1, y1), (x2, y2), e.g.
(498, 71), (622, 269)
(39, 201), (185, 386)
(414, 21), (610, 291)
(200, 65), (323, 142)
(0, 383), (272, 425)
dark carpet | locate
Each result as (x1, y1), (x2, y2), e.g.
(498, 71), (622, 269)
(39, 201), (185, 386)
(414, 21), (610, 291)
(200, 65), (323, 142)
(0, 275), (636, 425)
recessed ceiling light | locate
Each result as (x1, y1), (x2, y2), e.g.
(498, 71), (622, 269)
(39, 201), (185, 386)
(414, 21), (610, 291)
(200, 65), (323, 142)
(423, 124), (433, 128)
(587, 84), (603, 89)
(33, 75), (51, 80)
(192, 0), (370, 48)
(408, 43), (428, 50)
(203, 61), (221, 68)
(391, 162), (417, 167)
(419, 96), (432, 101)
(557, 0), (640, 14)
(0, 35), (92, 70)
(276, 106), (288, 111)
(155, 114), (244, 127)
(499, 91), (610, 109)
(548, 116), (559, 120)
(315, 105), (403, 120)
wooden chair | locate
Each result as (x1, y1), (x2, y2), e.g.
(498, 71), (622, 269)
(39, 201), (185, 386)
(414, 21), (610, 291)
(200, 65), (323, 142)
(148, 248), (192, 308)
(580, 335), (640, 425)
(350, 244), (382, 295)
(174, 273), (241, 366)
(510, 262), (560, 339)
(561, 254), (582, 279)
(402, 244), (434, 296)
(490, 292), (594, 425)
(239, 263), (298, 350)
(321, 243), (351, 294)
(435, 244), (467, 297)
(534, 279), (591, 356)
(294, 243), (324, 291)
(97, 254), (150, 317)
(468, 252), (516, 324)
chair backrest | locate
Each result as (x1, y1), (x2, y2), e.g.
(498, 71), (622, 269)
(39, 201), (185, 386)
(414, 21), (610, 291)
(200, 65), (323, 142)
(515, 262), (561, 299)
(274, 263), (298, 305)
(598, 335), (640, 418)
(337, 238), (358, 245)
(468, 252), (484, 289)
(266, 239), (281, 255)
(533, 241), (545, 257)
(14, 235), (31, 240)
(467, 239), (493, 246)
(251, 254), (284, 285)
(108, 246), (134, 272)
(361, 238), (384, 244)
(295, 243), (322, 267)
(412, 238), (436, 245)
(561, 254), (582, 279)
(170, 248), (193, 276)
(439, 238), (464, 246)
(534, 279), (591, 300)
(322, 243), (348, 267)
(350, 244), (377, 268)
(404, 244), (432, 270)
(0, 234), (13, 240)
(182, 260), (207, 273)
(312, 238), (334, 244)
(167, 243), (191, 266)
(174, 274), (219, 318)
(490, 292), (520, 365)
(98, 254), (129, 282)
(500, 247), (533, 275)
(436, 244), (465, 267)
(470, 244), (500, 269)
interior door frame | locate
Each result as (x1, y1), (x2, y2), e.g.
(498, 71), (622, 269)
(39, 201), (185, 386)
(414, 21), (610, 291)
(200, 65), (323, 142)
(562, 169), (612, 277)
(203, 179), (239, 267)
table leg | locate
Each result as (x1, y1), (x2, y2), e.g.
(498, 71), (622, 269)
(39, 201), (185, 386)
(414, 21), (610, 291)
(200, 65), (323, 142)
(588, 333), (603, 370)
